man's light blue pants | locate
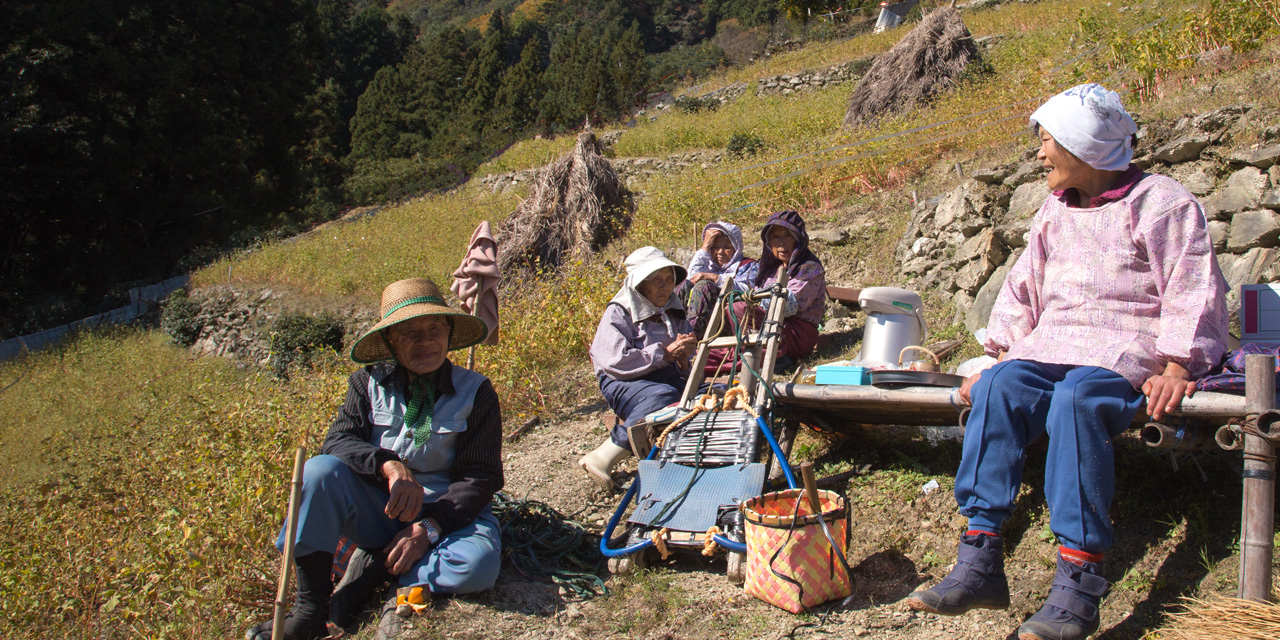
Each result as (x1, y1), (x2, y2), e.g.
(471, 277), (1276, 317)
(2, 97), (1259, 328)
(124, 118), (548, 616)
(956, 360), (1143, 553)
(275, 454), (501, 594)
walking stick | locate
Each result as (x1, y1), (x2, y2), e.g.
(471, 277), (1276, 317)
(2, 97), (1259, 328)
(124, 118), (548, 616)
(272, 447), (307, 640)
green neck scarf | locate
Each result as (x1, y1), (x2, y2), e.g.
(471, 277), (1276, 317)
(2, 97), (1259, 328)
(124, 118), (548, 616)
(403, 373), (436, 446)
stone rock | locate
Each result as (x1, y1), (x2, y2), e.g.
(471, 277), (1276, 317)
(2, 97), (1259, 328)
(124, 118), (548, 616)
(809, 228), (850, 246)
(972, 166), (1011, 185)
(955, 228), (1007, 266)
(1227, 210), (1280, 252)
(1008, 181), (1052, 220)
(1230, 144), (1280, 169)
(1153, 134), (1211, 164)
(1219, 248), (1280, 311)
(1263, 189), (1280, 211)
(1205, 166), (1271, 216)
(1208, 220), (1230, 252)
(1004, 161), (1045, 188)
(1171, 162), (1217, 196)
(911, 236), (938, 256)
(996, 217), (1032, 249)
(954, 230), (1007, 295)
(901, 256), (933, 277)
(951, 290), (975, 323)
(933, 187), (976, 232)
(1191, 103), (1252, 134)
(966, 251), (1021, 334)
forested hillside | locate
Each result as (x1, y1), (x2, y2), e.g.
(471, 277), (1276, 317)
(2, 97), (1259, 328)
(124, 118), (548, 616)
(0, 0), (865, 342)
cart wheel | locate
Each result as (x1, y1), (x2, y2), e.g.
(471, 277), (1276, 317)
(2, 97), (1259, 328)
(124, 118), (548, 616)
(726, 551), (746, 584)
(608, 548), (650, 576)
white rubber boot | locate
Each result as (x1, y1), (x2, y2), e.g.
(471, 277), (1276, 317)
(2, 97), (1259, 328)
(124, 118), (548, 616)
(579, 439), (631, 490)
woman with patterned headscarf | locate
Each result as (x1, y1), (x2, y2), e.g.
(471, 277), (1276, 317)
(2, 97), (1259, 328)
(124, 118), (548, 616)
(906, 84), (1228, 640)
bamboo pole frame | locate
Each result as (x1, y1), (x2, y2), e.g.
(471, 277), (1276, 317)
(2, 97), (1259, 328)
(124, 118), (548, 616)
(272, 447), (307, 640)
(1240, 354), (1275, 602)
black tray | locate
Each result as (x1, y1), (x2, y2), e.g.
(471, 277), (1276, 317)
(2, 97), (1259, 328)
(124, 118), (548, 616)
(870, 369), (966, 389)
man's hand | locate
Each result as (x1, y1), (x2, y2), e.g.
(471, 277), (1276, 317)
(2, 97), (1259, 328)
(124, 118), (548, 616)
(959, 373), (981, 406)
(384, 520), (436, 575)
(1143, 362), (1195, 421)
(381, 460), (424, 522)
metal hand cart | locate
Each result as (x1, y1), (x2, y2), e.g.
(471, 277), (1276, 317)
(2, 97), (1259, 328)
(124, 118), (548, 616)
(600, 270), (802, 583)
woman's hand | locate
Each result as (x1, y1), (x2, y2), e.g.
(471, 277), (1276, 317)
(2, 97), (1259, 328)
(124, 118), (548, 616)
(384, 519), (437, 575)
(1143, 362), (1195, 421)
(664, 333), (697, 363)
(381, 460), (424, 522)
(691, 272), (718, 284)
(959, 373), (981, 406)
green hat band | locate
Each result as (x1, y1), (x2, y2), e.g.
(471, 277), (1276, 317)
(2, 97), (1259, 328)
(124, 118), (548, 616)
(383, 296), (445, 319)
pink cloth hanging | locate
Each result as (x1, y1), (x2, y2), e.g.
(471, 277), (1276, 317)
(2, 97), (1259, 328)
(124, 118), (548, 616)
(450, 221), (501, 345)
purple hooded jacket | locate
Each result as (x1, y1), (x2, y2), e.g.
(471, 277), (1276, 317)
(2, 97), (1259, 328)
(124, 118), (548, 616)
(738, 211), (826, 327)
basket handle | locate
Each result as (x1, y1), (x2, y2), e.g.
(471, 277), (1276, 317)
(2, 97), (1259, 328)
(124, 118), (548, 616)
(898, 345), (941, 368)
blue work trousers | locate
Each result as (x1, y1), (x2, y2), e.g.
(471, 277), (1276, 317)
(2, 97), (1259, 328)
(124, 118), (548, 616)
(955, 360), (1143, 553)
(598, 364), (687, 450)
(276, 455), (501, 594)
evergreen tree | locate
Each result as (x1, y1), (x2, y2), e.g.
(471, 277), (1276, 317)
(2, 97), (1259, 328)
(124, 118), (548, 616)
(463, 11), (508, 119)
(495, 35), (545, 134)
(611, 23), (651, 114)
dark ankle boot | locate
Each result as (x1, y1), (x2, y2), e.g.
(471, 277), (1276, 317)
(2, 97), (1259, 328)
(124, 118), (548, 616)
(245, 551), (334, 640)
(905, 532), (1010, 615)
(330, 548), (393, 634)
(1017, 554), (1108, 640)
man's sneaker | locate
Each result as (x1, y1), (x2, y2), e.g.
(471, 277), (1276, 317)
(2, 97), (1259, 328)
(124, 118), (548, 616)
(905, 532), (1011, 615)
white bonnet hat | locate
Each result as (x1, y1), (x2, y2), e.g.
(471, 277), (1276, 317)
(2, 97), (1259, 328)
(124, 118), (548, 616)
(622, 246), (686, 290)
(1029, 83), (1138, 171)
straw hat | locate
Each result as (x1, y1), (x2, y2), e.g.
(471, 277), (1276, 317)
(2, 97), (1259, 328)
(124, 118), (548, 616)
(350, 278), (489, 364)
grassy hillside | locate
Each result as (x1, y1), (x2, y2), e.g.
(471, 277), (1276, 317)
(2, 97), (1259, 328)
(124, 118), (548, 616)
(2, 0), (1279, 638)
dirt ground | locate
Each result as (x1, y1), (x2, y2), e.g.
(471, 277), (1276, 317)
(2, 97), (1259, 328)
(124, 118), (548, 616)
(333, 359), (1259, 640)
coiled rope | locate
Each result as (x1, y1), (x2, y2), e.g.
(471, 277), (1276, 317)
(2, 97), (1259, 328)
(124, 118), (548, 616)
(491, 492), (608, 597)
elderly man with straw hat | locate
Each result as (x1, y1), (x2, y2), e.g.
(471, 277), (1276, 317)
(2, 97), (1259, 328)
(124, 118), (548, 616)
(247, 278), (503, 640)
(905, 84), (1227, 640)
(582, 247), (698, 490)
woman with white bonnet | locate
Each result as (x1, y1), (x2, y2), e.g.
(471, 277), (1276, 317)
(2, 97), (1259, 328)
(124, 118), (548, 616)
(581, 247), (697, 489)
(906, 84), (1227, 640)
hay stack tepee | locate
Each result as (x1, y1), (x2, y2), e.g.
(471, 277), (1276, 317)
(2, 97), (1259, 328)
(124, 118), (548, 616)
(496, 125), (635, 276)
(843, 6), (978, 129)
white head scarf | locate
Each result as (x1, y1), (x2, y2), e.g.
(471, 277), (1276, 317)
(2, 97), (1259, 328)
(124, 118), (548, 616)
(1029, 83), (1138, 171)
(609, 247), (687, 334)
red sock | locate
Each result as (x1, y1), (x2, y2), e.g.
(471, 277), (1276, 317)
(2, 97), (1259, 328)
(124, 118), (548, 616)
(965, 529), (1000, 538)
(1059, 546), (1104, 566)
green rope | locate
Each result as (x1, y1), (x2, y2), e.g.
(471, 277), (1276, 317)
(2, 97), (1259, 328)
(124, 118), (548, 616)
(491, 492), (609, 598)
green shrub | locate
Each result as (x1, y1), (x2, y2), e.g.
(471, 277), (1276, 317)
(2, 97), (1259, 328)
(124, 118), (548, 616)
(269, 311), (345, 378)
(726, 132), (767, 157)
(160, 288), (203, 347)
(674, 95), (722, 114)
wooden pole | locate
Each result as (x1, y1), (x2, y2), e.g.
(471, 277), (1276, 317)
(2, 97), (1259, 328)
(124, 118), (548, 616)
(272, 447), (307, 640)
(800, 461), (821, 516)
(466, 310), (479, 370)
(1240, 354), (1275, 602)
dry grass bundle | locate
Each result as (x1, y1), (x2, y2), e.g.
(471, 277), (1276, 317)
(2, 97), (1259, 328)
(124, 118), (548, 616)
(843, 6), (978, 129)
(497, 125), (635, 276)
(1160, 594), (1280, 639)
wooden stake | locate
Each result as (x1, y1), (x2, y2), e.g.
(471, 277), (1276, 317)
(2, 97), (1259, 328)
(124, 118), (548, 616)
(272, 447), (307, 640)
(1240, 354), (1275, 602)
(800, 461), (821, 516)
